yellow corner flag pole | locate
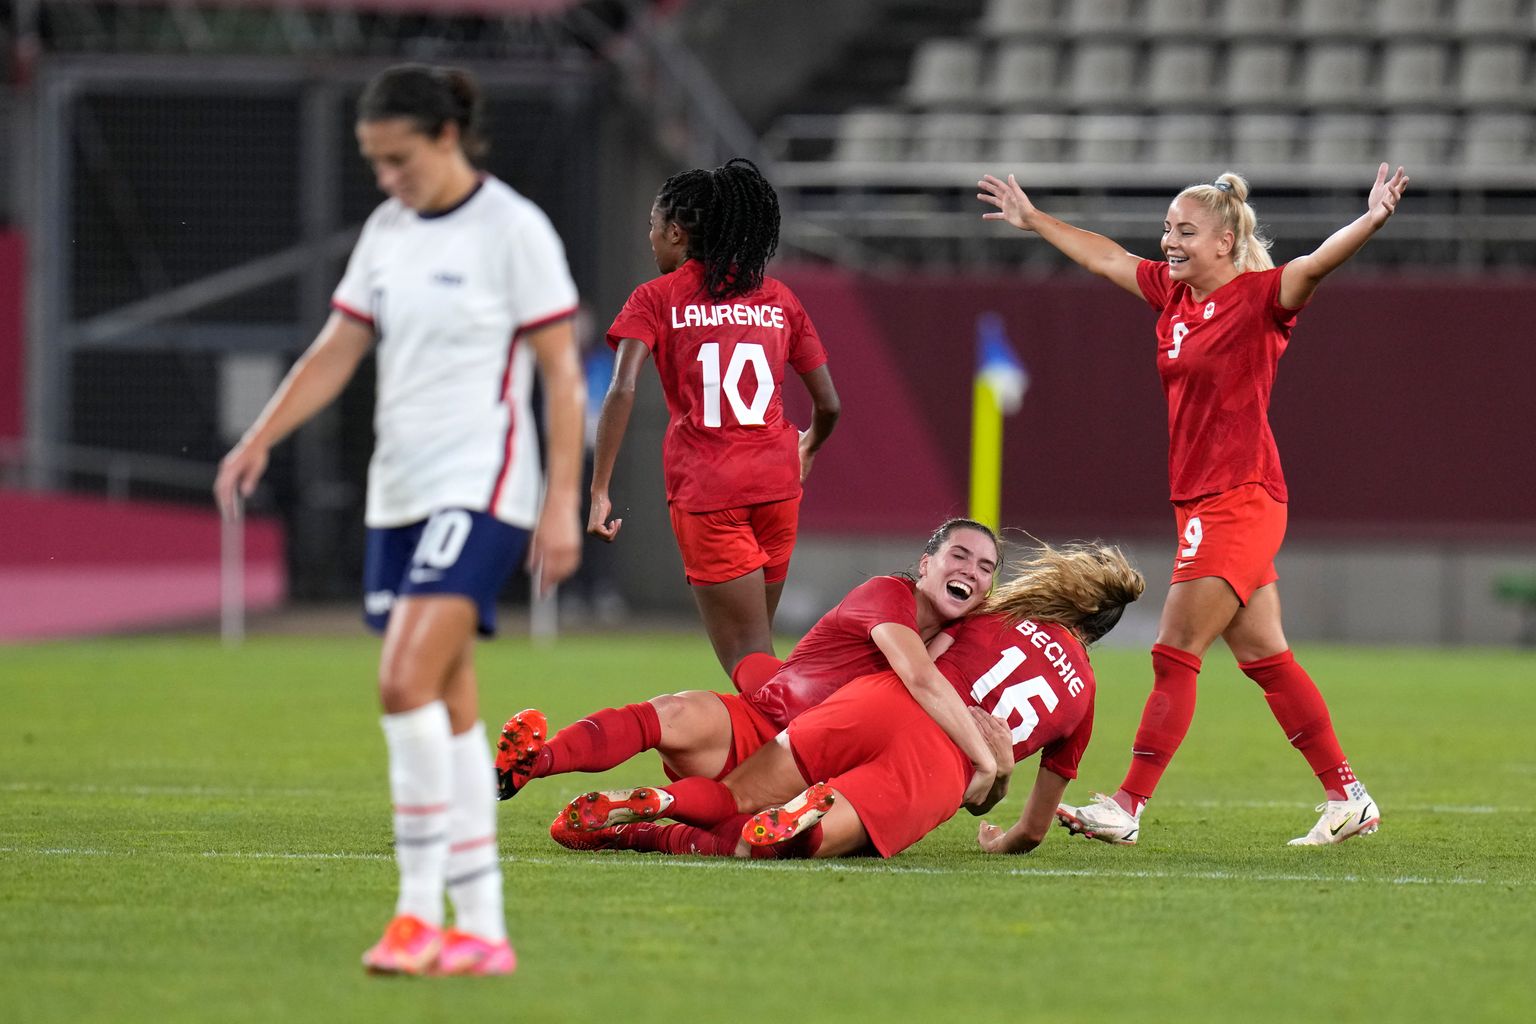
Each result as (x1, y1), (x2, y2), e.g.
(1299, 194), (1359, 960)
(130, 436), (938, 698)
(970, 377), (1004, 532)
(969, 313), (1028, 533)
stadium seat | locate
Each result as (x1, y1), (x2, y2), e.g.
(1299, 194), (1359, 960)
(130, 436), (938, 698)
(1301, 43), (1374, 108)
(1383, 112), (1457, 168)
(834, 107), (910, 163)
(1230, 112), (1304, 166)
(1377, 0), (1451, 37)
(1379, 41), (1452, 107)
(1146, 41), (1220, 108)
(1074, 113), (1144, 164)
(906, 38), (985, 108)
(1068, 41), (1141, 107)
(990, 41), (1063, 107)
(1148, 112), (1225, 166)
(1143, 0), (1215, 38)
(1462, 111), (1534, 166)
(911, 112), (995, 162)
(1458, 41), (1531, 106)
(1452, 0), (1531, 39)
(1065, 0), (1137, 37)
(1221, 0), (1293, 39)
(995, 112), (1073, 164)
(1297, 0), (1375, 37)
(1307, 112), (1381, 168)
(980, 0), (1059, 40)
(1224, 42), (1296, 108)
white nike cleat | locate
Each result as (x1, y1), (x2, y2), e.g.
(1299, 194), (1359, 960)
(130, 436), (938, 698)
(1055, 793), (1140, 845)
(1288, 793), (1380, 846)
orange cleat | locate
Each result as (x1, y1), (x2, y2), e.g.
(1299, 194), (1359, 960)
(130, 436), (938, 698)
(433, 929), (516, 976)
(561, 787), (674, 832)
(742, 782), (835, 847)
(549, 809), (629, 851)
(494, 709), (548, 801)
(361, 914), (443, 976)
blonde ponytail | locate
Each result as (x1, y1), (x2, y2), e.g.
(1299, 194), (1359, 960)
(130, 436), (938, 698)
(1177, 171), (1274, 272)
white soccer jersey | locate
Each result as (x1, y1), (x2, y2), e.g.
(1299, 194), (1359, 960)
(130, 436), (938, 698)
(332, 176), (578, 530)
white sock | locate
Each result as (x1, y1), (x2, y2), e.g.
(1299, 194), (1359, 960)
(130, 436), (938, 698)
(445, 720), (506, 942)
(381, 700), (453, 927)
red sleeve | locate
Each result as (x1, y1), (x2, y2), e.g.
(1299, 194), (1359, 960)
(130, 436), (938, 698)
(1135, 258), (1172, 312)
(1264, 264), (1304, 325)
(605, 279), (662, 353)
(785, 293), (828, 375)
(1040, 690), (1094, 780)
(837, 576), (918, 638)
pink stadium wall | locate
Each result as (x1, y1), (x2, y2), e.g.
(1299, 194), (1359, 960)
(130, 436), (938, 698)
(778, 266), (1536, 542)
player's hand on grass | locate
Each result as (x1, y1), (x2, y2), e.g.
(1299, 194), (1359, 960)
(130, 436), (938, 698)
(977, 174), (1040, 233)
(976, 820), (1012, 854)
(214, 441), (268, 520)
(586, 490), (622, 542)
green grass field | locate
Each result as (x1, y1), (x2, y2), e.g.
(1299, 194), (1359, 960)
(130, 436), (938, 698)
(3, 632), (1533, 1023)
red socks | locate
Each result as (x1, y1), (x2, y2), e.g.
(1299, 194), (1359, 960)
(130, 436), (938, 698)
(730, 652), (784, 697)
(1239, 649), (1351, 799)
(617, 817), (822, 859)
(661, 776), (740, 826)
(1119, 644), (1202, 806)
(533, 702), (662, 779)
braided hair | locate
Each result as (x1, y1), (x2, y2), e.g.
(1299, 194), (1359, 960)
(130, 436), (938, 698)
(654, 157), (780, 300)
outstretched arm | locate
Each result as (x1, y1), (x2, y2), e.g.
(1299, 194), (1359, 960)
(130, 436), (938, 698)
(977, 173), (1145, 298)
(587, 338), (651, 542)
(213, 311), (374, 519)
(872, 622), (998, 807)
(976, 765), (1070, 855)
(1280, 163), (1409, 310)
(796, 364), (841, 483)
(527, 317), (586, 595)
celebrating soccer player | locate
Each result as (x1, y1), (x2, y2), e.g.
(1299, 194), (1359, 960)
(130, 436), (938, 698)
(977, 162), (1408, 846)
(587, 158), (841, 681)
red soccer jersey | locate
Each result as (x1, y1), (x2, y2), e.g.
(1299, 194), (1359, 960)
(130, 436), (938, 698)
(936, 613), (1096, 779)
(748, 575), (918, 729)
(606, 259), (828, 513)
(1135, 259), (1299, 504)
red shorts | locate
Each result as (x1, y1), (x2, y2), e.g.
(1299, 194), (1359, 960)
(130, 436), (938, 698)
(660, 692), (780, 783)
(786, 673), (969, 859)
(1170, 483), (1287, 604)
(669, 495), (800, 586)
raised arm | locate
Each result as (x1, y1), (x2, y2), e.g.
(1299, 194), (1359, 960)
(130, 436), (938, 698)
(213, 311), (374, 519)
(976, 764), (1071, 855)
(526, 317), (586, 595)
(795, 363), (840, 483)
(586, 337), (651, 542)
(977, 173), (1144, 298)
(1280, 163), (1409, 310)
(871, 622), (998, 806)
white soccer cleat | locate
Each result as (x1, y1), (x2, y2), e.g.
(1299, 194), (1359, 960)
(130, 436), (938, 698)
(1055, 793), (1140, 845)
(1288, 792), (1380, 846)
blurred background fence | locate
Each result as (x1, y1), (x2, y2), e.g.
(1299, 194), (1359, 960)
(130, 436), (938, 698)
(2, 0), (1534, 643)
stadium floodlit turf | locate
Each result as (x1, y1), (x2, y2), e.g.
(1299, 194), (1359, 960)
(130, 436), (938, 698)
(3, 633), (1533, 1023)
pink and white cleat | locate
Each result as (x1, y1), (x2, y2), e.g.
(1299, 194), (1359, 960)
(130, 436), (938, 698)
(361, 914), (443, 975)
(562, 787), (674, 832)
(433, 930), (516, 976)
(742, 782), (836, 847)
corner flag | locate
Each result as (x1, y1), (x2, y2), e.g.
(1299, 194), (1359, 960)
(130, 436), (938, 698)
(970, 313), (1029, 532)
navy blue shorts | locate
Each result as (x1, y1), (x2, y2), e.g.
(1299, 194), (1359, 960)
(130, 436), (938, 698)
(363, 509), (530, 637)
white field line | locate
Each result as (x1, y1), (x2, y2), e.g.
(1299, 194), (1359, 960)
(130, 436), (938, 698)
(0, 845), (1519, 889)
(3, 781), (1528, 817)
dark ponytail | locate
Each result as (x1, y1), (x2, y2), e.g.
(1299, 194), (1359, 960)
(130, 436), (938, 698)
(358, 63), (488, 163)
(654, 157), (780, 301)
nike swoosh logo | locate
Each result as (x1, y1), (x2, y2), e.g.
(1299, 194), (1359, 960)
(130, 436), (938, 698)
(1331, 804), (1375, 835)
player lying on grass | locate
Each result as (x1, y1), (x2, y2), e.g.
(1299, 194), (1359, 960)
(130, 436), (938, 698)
(496, 518), (1006, 809)
(552, 541), (1145, 860)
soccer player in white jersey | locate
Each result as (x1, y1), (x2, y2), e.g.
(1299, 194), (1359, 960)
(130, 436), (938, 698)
(214, 64), (584, 976)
